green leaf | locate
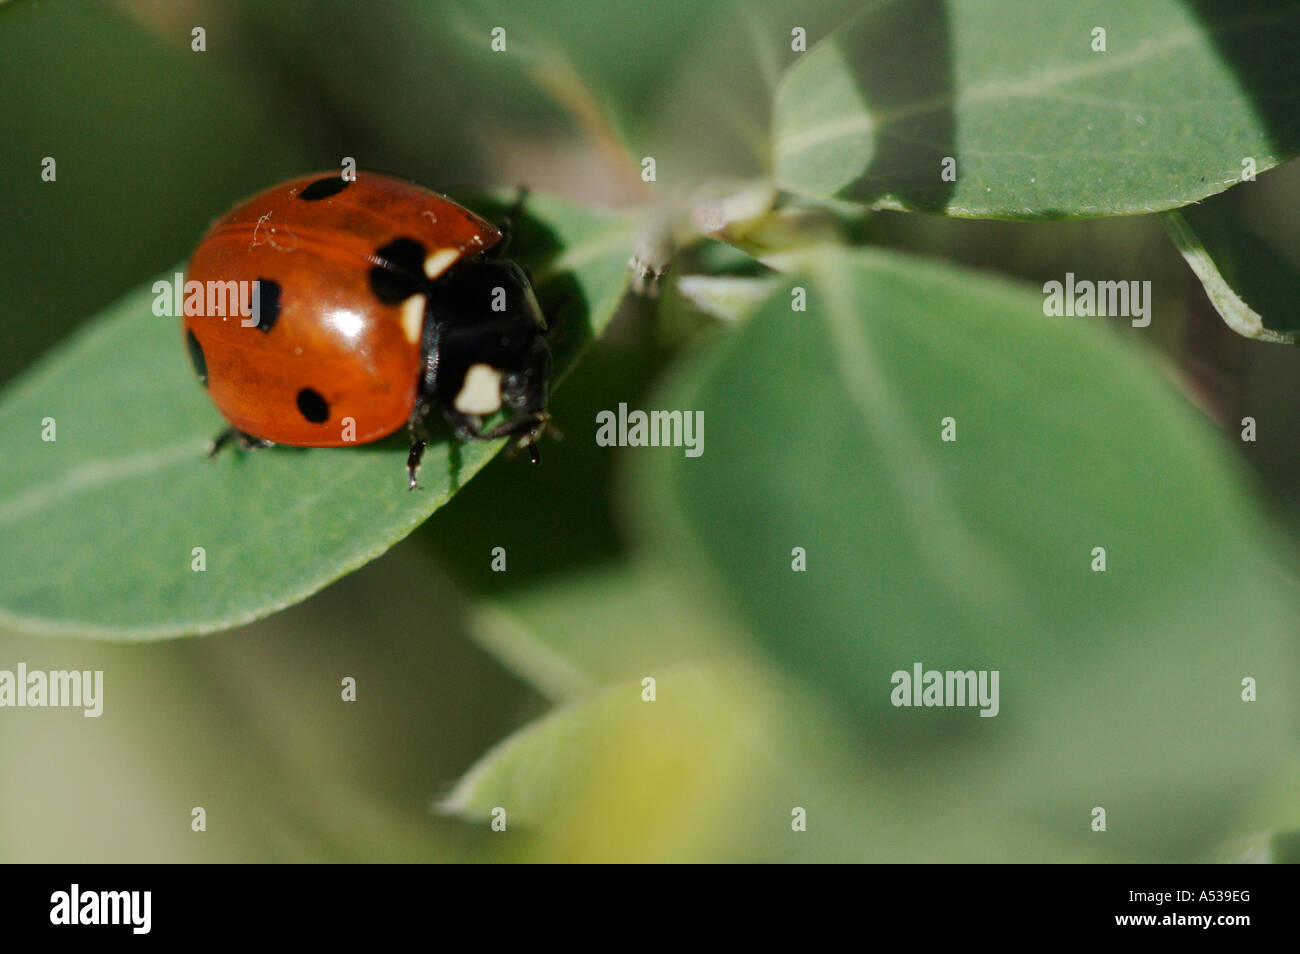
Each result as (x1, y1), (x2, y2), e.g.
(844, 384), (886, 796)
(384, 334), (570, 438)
(1162, 201), (1300, 344)
(437, 669), (761, 858)
(773, 0), (1300, 219)
(672, 275), (781, 323)
(440, 636), (1094, 861)
(1271, 829), (1300, 863)
(438, 664), (897, 862)
(0, 193), (638, 639)
(467, 560), (747, 702)
(631, 247), (1299, 857)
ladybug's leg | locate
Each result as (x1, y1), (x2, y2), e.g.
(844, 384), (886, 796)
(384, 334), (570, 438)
(408, 309), (445, 490)
(208, 428), (273, 458)
(208, 429), (237, 457)
(405, 440), (426, 490)
(405, 399), (436, 491)
(448, 410), (550, 465)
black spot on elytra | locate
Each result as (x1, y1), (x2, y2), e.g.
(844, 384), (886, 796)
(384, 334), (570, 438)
(369, 237), (427, 304)
(296, 387), (329, 423)
(186, 330), (208, 387)
(253, 278), (281, 333)
(300, 176), (350, 200)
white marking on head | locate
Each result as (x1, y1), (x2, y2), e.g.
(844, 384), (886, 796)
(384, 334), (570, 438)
(454, 363), (503, 415)
(400, 294), (426, 345)
(423, 247), (460, 279)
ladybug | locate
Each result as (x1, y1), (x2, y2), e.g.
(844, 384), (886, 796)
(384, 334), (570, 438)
(183, 171), (551, 488)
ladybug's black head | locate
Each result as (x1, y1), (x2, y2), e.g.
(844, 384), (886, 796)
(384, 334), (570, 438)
(424, 257), (551, 454)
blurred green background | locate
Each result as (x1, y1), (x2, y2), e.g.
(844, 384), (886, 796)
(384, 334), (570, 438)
(0, 0), (1296, 862)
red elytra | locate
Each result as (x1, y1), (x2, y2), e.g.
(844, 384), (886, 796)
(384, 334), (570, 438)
(184, 172), (504, 446)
